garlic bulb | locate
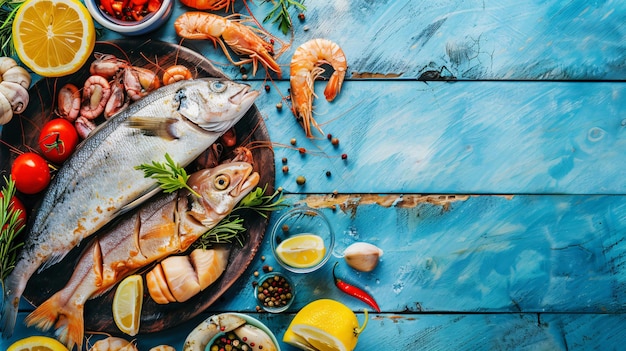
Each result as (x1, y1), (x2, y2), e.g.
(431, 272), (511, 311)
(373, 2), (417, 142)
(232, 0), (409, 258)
(343, 242), (383, 272)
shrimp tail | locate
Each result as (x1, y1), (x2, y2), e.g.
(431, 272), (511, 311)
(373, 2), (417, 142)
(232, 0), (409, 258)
(324, 70), (346, 101)
(25, 293), (84, 351)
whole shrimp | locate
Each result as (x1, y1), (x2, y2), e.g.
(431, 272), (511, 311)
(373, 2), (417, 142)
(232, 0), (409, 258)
(174, 12), (281, 77)
(290, 38), (347, 138)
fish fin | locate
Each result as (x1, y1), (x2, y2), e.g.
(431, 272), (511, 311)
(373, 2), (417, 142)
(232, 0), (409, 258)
(127, 116), (179, 139)
(116, 185), (162, 216)
(25, 294), (84, 351)
(38, 252), (69, 273)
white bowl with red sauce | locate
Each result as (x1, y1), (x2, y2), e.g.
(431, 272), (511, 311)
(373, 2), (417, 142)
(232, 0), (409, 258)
(85, 0), (173, 36)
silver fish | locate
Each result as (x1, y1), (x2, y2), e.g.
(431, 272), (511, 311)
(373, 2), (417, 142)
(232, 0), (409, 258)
(1, 78), (259, 337)
(24, 162), (260, 351)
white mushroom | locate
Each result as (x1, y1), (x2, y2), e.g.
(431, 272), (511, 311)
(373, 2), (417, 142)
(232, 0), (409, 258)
(2, 65), (32, 89)
(0, 81), (29, 114)
(0, 92), (13, 125)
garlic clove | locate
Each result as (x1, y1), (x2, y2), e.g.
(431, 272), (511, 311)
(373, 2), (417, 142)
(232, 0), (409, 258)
(343, 242), (383, 272)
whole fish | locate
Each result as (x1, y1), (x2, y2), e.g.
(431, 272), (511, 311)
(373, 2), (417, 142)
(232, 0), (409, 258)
(24, 161), (260, 351)
(1, 78), (259, 337)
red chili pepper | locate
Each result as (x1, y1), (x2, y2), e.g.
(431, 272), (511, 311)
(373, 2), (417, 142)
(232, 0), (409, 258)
(99, 0), (115, 16)
(332, 262), (381, 312)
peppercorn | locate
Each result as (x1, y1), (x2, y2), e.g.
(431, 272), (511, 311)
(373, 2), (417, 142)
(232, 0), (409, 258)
(296, 175), (306, 185)
(326, 171), (332, 177)
(281, 157), (288, 164)
(264, 84), (271, 92)
(298, 13), (305, 20)
(282, 165), (289, 173)
(276, 102), (283, 110)
(331, 137), (340, 146)
(256, 274), (293, 310)
(290, 138), (297, 145)
(341, 153), (348, 160)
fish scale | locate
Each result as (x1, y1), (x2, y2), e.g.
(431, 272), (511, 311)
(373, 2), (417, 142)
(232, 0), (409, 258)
(0, 77), (259, 338)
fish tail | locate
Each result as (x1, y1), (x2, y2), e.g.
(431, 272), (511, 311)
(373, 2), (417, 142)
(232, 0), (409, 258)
(25, 294), (84, 351)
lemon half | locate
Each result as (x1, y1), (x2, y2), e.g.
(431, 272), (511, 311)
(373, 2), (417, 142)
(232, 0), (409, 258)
(7, 336), (69, 351)
(112, 274), (144, 336)
(13, 0), (96, 77)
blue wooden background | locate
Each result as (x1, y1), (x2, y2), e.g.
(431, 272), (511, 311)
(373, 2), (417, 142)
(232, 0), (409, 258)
(2, 0), (626, 350)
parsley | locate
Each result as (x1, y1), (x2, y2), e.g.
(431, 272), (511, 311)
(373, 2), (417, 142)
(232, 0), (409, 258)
(263, 0), (306, 35)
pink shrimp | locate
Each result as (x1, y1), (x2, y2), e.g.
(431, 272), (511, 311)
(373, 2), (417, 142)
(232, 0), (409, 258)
(80, 75), (112, 119)
(124, 66), (161, 101)
(104, 73), (130, 119)
(174, 12), (281, 77)
(56, 83), (81, 122)
(290, 38), (347, 138)
(89, 53), (130, 79)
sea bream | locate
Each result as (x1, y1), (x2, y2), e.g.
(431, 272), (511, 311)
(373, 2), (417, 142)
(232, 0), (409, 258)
(25, 161), (260, 351)
(1, 78), (259, 337)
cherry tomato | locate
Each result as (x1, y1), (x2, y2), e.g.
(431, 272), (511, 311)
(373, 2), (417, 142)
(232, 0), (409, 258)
(11, 153), (51, 195)
(38, 118), (79, 164)
(0, 192), (27, 232)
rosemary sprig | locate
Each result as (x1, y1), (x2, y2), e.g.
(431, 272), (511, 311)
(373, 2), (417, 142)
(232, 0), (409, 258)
(0, 177), (25, 281)
(194, 186), (287, 249)
(135, 153), (201, 198)
(263, 0), (306, 35)
(0, 0), (24, 57)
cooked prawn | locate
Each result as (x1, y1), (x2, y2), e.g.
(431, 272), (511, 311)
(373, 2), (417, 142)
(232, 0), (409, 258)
(162, 65), (193, 85)
(179, 0), (233, 11)
(290, 38), (347, 138)
(174, 12), (282, 77)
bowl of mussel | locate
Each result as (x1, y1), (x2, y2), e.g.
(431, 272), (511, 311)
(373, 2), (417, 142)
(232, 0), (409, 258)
(206, 313), (281, 351)
(85, 0), (173, 36)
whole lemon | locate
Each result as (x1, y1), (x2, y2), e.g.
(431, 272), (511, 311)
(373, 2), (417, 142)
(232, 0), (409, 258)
(283, 299), (368, 351)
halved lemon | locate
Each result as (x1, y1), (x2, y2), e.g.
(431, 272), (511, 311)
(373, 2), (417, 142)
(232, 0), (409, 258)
(12, 0), (96, 77)
(7, 336), (69, 351)
(112, 274), (144, 336)
(275, 233), (326, 268)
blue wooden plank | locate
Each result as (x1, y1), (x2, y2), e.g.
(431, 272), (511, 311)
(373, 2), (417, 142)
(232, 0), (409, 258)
(3, 312), (626, 350)
(246, 80), (626, 194)
(99, 0), (626, 80)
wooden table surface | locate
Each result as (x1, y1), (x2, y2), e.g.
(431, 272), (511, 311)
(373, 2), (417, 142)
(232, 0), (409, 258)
(2, 0), (626, 350)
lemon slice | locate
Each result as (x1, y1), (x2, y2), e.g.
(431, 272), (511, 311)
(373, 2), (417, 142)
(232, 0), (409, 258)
(283, 299), (367, 351)
(12, 0), (96, 77)
(275, 233), (326, 268)
(7, 336), (69, 351)
(113, 274), (144, 336)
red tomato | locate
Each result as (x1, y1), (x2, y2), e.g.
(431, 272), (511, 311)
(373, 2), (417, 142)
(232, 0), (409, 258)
(38, 118), (79, 164)
(0, 192), (27, 232)
(11, 153), (51, 195)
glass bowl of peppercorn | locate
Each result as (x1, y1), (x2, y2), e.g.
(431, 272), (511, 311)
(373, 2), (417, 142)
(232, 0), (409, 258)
(254, 271), (295, 313)
(85, 0), (173, 36)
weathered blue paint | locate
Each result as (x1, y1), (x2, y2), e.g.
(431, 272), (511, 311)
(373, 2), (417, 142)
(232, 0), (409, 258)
(1, 0), (625, 350)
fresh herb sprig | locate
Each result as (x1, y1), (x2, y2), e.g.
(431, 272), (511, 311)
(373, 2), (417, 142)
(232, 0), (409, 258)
(135, 153), (201, 198)
(0, 177), (25, 281)
(263, 0), (306, 35)
(194, 186), (287, 248)
(0, 0), (23, 57)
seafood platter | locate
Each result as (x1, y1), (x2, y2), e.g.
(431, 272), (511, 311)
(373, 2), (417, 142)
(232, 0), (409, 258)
(0, 38), (275, 335)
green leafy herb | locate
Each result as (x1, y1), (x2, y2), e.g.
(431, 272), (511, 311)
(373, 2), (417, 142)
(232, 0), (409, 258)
(194, 186), (287, 248)
(0, 0), (23, 57)
(263, 0), (306, 35)
(1, 177), (25, 281)
(135, 153), (201, 198)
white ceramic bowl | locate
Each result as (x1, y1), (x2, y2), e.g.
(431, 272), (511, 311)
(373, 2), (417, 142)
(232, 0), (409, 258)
(207, 313), (281, 351)
(85, 0), (173, 36)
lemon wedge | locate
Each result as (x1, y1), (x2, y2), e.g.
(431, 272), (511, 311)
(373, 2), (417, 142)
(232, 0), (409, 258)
(7, 336), (69, 351)
(12, 0), (96, 77)
(283, 299), (368, 351)
(113, 274), (144, 336)
(275, 233), (326, 268)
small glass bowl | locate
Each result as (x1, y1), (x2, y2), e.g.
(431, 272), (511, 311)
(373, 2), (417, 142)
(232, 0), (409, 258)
(85, 0), (173, 36)
(271, 206), (335, 273)
(253, 271), (295, 313)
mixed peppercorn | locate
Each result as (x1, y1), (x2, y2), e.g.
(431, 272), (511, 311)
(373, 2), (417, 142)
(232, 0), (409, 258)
(255, 273), (293, 311)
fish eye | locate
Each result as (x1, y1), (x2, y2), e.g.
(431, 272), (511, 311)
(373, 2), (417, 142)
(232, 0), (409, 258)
(210, 81), (227, 93)
(214, 174), (230, 190)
